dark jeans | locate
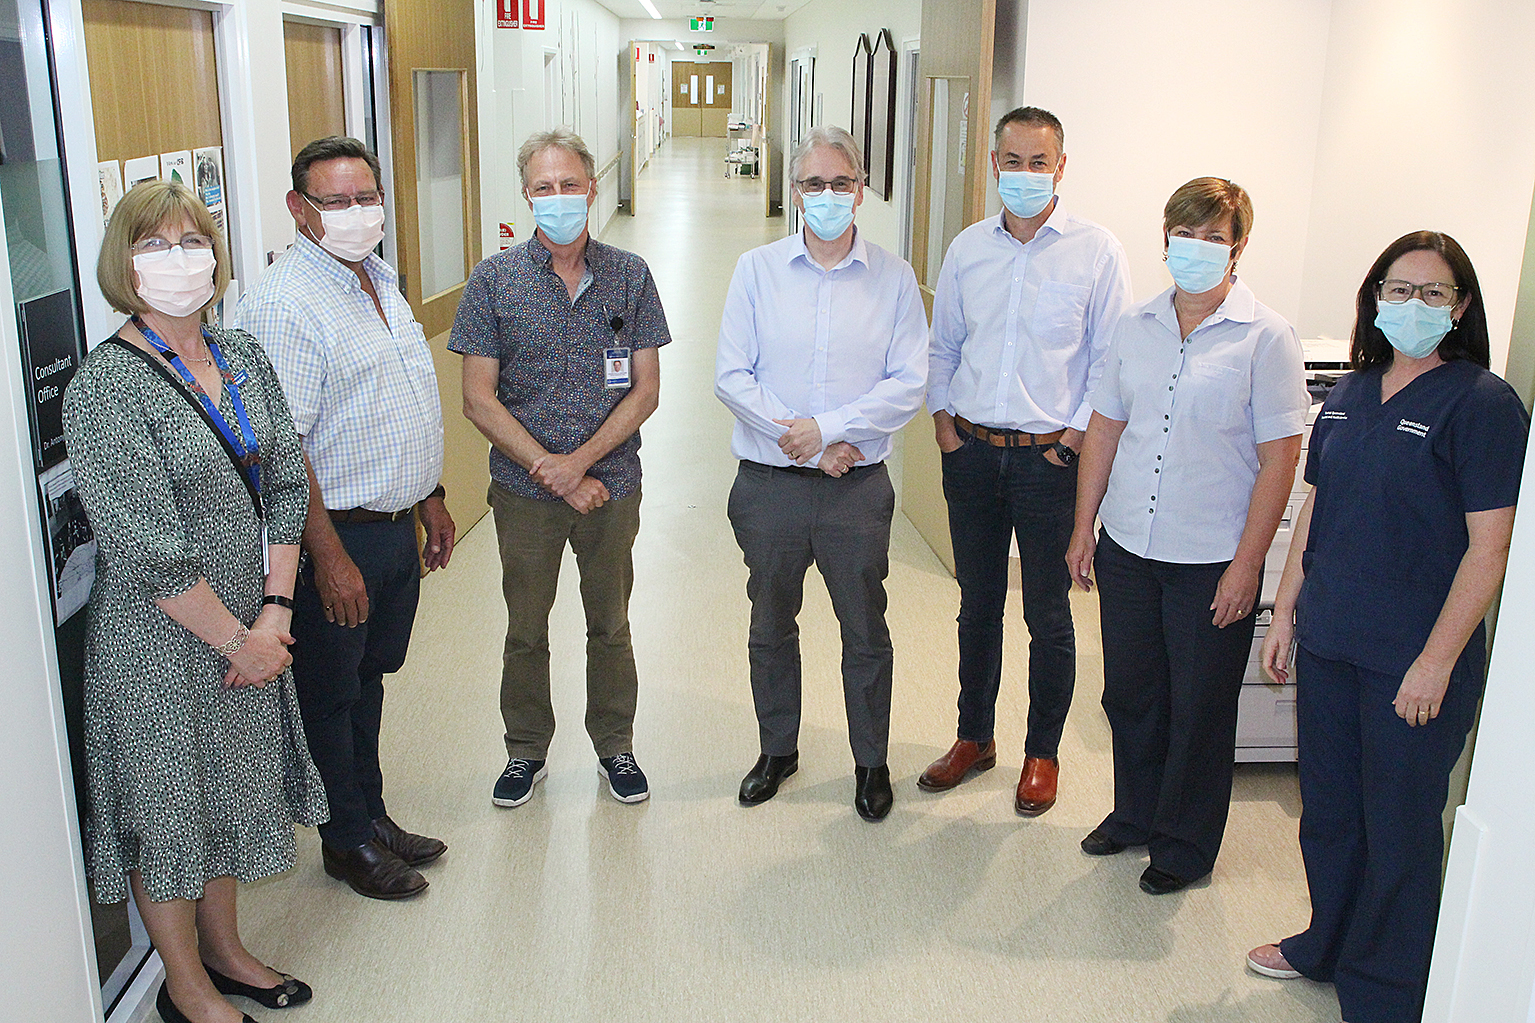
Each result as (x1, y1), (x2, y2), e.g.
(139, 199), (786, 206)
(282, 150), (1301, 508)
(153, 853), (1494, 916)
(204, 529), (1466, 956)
(1280, 646), (1482, 1023)
(941, 433), (1077, 757)
(727, 461), (895, 768)
(1093, 532), (1256, 880)
(292, 517), (421, 850)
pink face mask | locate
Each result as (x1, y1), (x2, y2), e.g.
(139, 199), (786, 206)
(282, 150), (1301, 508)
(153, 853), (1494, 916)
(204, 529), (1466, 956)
(133, 245), (216, 318)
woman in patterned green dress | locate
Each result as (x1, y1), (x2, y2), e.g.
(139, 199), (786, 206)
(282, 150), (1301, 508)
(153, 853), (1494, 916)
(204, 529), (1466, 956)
(62, 181), (328, 1023)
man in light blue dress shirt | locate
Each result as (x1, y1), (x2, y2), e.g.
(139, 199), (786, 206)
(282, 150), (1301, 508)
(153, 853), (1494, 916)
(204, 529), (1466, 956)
(921, 108), (1132, 816)
(235, 137), (455, 901)
(715, 126), (927, 822)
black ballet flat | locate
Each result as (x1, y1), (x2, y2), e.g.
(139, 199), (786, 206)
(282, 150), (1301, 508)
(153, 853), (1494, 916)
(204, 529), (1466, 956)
(156, 981), (259, 1023)
(204, 962), (312, 1008)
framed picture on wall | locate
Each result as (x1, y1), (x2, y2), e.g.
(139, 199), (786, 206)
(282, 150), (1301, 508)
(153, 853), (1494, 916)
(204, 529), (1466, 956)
(851, 33), (871, 180)
(868, 30), (896, 200)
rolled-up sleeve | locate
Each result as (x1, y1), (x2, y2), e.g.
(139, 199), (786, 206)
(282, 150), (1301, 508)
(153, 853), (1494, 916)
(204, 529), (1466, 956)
(1250, 324), (1308, 444)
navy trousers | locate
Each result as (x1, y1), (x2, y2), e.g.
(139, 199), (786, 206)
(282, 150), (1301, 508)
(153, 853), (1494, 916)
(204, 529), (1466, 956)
(292, 517), (421, 849)
(1280, 646), (1481, 1023)
(941, 435), (1078, 757)
(1092, 533), (1256, 881)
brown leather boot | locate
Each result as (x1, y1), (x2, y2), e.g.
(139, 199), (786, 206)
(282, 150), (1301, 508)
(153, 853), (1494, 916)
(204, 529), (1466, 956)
(918, 738), (998, 791)
(1015, 755), (1058, 816)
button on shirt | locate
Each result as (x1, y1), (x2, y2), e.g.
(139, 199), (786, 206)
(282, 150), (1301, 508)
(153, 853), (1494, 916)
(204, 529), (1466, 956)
(715, 230), (928, 465)
(233, 233), (443, 513)
(1296, 360), (1528, 677)
(928, 207), (1131, 433)
(448, 236), (670, 501)
(1091, 280), (1308, 564)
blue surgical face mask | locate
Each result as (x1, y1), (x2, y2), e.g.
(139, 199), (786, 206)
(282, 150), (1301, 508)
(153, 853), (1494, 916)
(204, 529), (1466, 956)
(800, 189), (857, 241)
(1375, 298), (1454, 359)
(1164, 235), (1235, 294)
(997, 170), (1055, 219)
(530, 192), (590, 246)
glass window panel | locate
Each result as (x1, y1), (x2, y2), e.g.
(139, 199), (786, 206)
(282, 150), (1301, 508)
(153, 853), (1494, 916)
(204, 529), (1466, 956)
(413, 69), (466, 297)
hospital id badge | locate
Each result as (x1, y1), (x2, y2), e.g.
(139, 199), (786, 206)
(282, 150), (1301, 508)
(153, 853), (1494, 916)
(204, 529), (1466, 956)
(604, 347), (631, 390)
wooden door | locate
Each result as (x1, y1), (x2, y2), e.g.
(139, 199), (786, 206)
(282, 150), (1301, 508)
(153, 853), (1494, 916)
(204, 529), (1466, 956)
(672, 61), (701, 136)
(900, 0), (999, 573)
(700, 63), (731, 138)
(283, 21), (345, 160)
(382, 0), (486, 527)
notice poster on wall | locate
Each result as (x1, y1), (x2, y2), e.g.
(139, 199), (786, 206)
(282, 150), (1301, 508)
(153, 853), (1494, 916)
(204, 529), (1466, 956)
(160, 150), (192, 187)
(194, 146), (227, 238)
(522, 0), (545, 29)
(19, 289), (80, 471)
(97, 161), (123, 233)
(124, 155), (159, 190)
(39, 460), (95, 624)
(496, 0), (518, 28)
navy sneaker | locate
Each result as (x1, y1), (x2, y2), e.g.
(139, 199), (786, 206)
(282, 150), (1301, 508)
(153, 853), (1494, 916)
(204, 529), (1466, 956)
(597, 753), (649, 803)
(492, 758), (547, 807)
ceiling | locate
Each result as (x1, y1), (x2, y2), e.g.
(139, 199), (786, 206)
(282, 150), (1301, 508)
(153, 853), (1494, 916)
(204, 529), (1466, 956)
(594, 0), (816, 22)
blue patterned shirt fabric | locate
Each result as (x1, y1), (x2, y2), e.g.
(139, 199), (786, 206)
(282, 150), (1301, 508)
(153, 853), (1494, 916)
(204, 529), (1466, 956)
(232, 233), (444, 513)
(448, 236), (671, 501)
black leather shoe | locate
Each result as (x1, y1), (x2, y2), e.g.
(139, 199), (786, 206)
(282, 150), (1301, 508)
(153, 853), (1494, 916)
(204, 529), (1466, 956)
(322, 838), (428, 900)
(854, 764), (893, 821)
(373, 814), (446, 867)
(204, 962), (311, 1008)
(1139, 865), (1190, 895)
(739, 752), (798, 804)
(157, 982), (258, 1023)
(1081, 828), (1127, 856)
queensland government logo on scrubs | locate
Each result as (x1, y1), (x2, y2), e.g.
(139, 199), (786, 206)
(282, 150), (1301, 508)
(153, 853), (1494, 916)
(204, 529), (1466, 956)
(1397, 418), (1430, 437)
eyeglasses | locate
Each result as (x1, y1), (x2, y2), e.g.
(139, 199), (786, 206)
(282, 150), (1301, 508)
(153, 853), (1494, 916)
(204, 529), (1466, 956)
(795, 176), (858, 195)
(1378, 279), (1460, 308)
(132, 234), (214, 255)
(304, 191), (385, 212)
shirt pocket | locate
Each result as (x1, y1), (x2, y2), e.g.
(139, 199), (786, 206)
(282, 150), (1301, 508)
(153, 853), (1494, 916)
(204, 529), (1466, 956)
(1030, 281), (1092, 350)
(1182, 356), (1248, 423)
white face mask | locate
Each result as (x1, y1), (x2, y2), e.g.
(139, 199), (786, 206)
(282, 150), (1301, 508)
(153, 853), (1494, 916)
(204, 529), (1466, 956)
(306, 197), (386, 261)
(134, 246), (217, 319)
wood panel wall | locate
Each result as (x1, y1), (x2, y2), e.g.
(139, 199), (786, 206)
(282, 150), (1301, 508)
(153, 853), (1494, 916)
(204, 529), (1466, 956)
(283, 21), (346, 161)
(82, 0), (221, 168)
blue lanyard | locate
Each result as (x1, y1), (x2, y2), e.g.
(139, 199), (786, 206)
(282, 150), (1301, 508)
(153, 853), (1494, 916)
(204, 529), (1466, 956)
(133, 318), (262, 501)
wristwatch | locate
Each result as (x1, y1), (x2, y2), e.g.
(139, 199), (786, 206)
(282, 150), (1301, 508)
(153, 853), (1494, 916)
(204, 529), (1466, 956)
(1051, 441), (1079, 466)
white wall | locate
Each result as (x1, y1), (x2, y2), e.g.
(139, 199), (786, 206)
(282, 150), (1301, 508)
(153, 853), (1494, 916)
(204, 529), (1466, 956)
(1020, 0), (1332, 320)
(782, 0), (922, 255)
(1296, 0), (1535, 370)
(619, 16), (784, 47)
(479, 0), (623, 259)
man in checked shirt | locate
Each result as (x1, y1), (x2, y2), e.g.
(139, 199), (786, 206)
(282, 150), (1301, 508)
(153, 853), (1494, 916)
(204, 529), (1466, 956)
(235, 135), (454, 901)
(451, 128), (669, 811)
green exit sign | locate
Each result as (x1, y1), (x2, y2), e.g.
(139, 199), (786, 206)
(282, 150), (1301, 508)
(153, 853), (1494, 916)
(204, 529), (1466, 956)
(690, 16), (714, 31)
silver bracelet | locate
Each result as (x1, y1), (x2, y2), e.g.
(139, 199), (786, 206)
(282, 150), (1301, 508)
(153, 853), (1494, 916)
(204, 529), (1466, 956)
(213, 624), (249, 656)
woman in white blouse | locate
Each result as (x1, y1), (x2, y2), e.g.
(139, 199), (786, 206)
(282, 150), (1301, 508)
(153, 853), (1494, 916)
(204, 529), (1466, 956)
(1064, 177), (1309, 895)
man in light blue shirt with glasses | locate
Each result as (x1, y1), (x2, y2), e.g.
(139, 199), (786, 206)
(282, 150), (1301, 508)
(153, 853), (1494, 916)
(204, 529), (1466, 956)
(716, 126), (927, 822)
(920, 107), (1131, 817)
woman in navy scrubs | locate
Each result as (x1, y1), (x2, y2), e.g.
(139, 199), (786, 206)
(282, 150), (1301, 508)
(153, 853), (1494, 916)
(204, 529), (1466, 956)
(1067, 178), (1309, 895)
(1247, 232), (1528, 1023)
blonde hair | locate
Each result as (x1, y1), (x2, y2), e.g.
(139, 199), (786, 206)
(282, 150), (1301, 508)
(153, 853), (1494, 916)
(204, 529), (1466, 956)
(97, 180), (230, 316)
(517, 128), (597, 190)
(1162, 177), (1253, 245)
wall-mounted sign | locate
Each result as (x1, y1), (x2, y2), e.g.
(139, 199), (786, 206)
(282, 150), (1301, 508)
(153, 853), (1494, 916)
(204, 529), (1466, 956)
(523, 0), (545, 29)
(689, 16), (714, 31)
(499, 222), (514, 250)
(649, 53), (655, 63)
(19, 289), (80, 471)
(496, 0), (518, 28)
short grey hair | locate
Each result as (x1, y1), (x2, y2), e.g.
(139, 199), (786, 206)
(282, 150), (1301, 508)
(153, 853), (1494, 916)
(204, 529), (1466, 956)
(788, 126), (864, 185)
(517, 128), (597, 189)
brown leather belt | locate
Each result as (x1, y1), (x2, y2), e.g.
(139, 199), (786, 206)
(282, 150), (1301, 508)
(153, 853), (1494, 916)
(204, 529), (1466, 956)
(328, 506), (415, 524)
(954, 416), (1064, 449)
